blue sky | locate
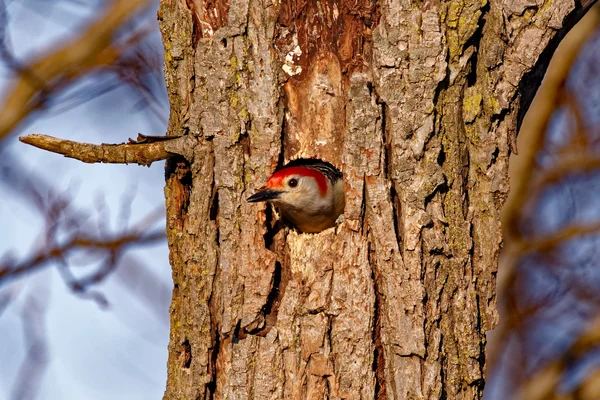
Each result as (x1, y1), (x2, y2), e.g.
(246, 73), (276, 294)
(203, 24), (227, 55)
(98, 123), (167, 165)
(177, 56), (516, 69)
(0, 1), (171, 398)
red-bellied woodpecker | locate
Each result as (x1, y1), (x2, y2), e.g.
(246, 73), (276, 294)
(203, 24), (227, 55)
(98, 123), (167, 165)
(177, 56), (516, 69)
(247, 158), (345, 233)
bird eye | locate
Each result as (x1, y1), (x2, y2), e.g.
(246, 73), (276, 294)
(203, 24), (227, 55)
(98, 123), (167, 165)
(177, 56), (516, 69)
(288, 178), (298, 188)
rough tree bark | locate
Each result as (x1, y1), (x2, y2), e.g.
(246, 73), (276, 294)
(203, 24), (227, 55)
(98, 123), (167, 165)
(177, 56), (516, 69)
(158, 0), (595, 399)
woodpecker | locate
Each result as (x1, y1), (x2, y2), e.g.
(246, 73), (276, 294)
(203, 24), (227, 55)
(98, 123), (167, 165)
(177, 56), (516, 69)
(247, 158), (345, 233)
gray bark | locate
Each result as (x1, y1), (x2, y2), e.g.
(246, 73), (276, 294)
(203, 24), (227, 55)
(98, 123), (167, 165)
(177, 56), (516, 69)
(158, 0), (594, 398)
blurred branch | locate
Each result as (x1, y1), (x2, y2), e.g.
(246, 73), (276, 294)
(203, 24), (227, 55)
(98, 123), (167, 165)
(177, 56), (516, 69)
(0, 0), (151, 140)
(114, 254), (171, 320)
(0, 228), (165, 287)
(520, 314), (600, 400)
(502, 5), (600, 242)
(10, 287), (50, 400)
(0, 190), (166, 306)
(576, 369), (600, 400)
(490, 6), (600, 392)
(19, 133), (186, 165)
(518, 220), (600, 253)
(536, 154), (600, 188)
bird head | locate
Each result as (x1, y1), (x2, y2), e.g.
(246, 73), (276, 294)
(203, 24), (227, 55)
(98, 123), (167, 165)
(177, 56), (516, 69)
(247, 159), (344, 233)
(247, 165), (328, 211)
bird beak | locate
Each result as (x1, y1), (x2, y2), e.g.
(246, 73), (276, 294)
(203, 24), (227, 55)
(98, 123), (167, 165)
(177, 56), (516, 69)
(247, 187), (282, 203)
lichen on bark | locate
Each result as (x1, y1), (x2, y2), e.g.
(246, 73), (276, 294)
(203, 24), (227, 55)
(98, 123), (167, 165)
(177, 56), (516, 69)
(159, 0), (596, 398)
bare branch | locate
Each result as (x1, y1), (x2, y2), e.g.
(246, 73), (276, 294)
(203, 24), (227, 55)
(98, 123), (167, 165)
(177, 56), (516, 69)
(19, 133), (187, 165)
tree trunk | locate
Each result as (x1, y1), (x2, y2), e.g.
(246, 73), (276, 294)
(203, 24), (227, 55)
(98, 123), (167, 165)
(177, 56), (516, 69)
(158, 0), (594, 398)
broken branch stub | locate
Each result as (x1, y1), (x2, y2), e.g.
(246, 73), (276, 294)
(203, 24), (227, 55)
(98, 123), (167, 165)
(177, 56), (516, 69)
(19, 133), (190, 166)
